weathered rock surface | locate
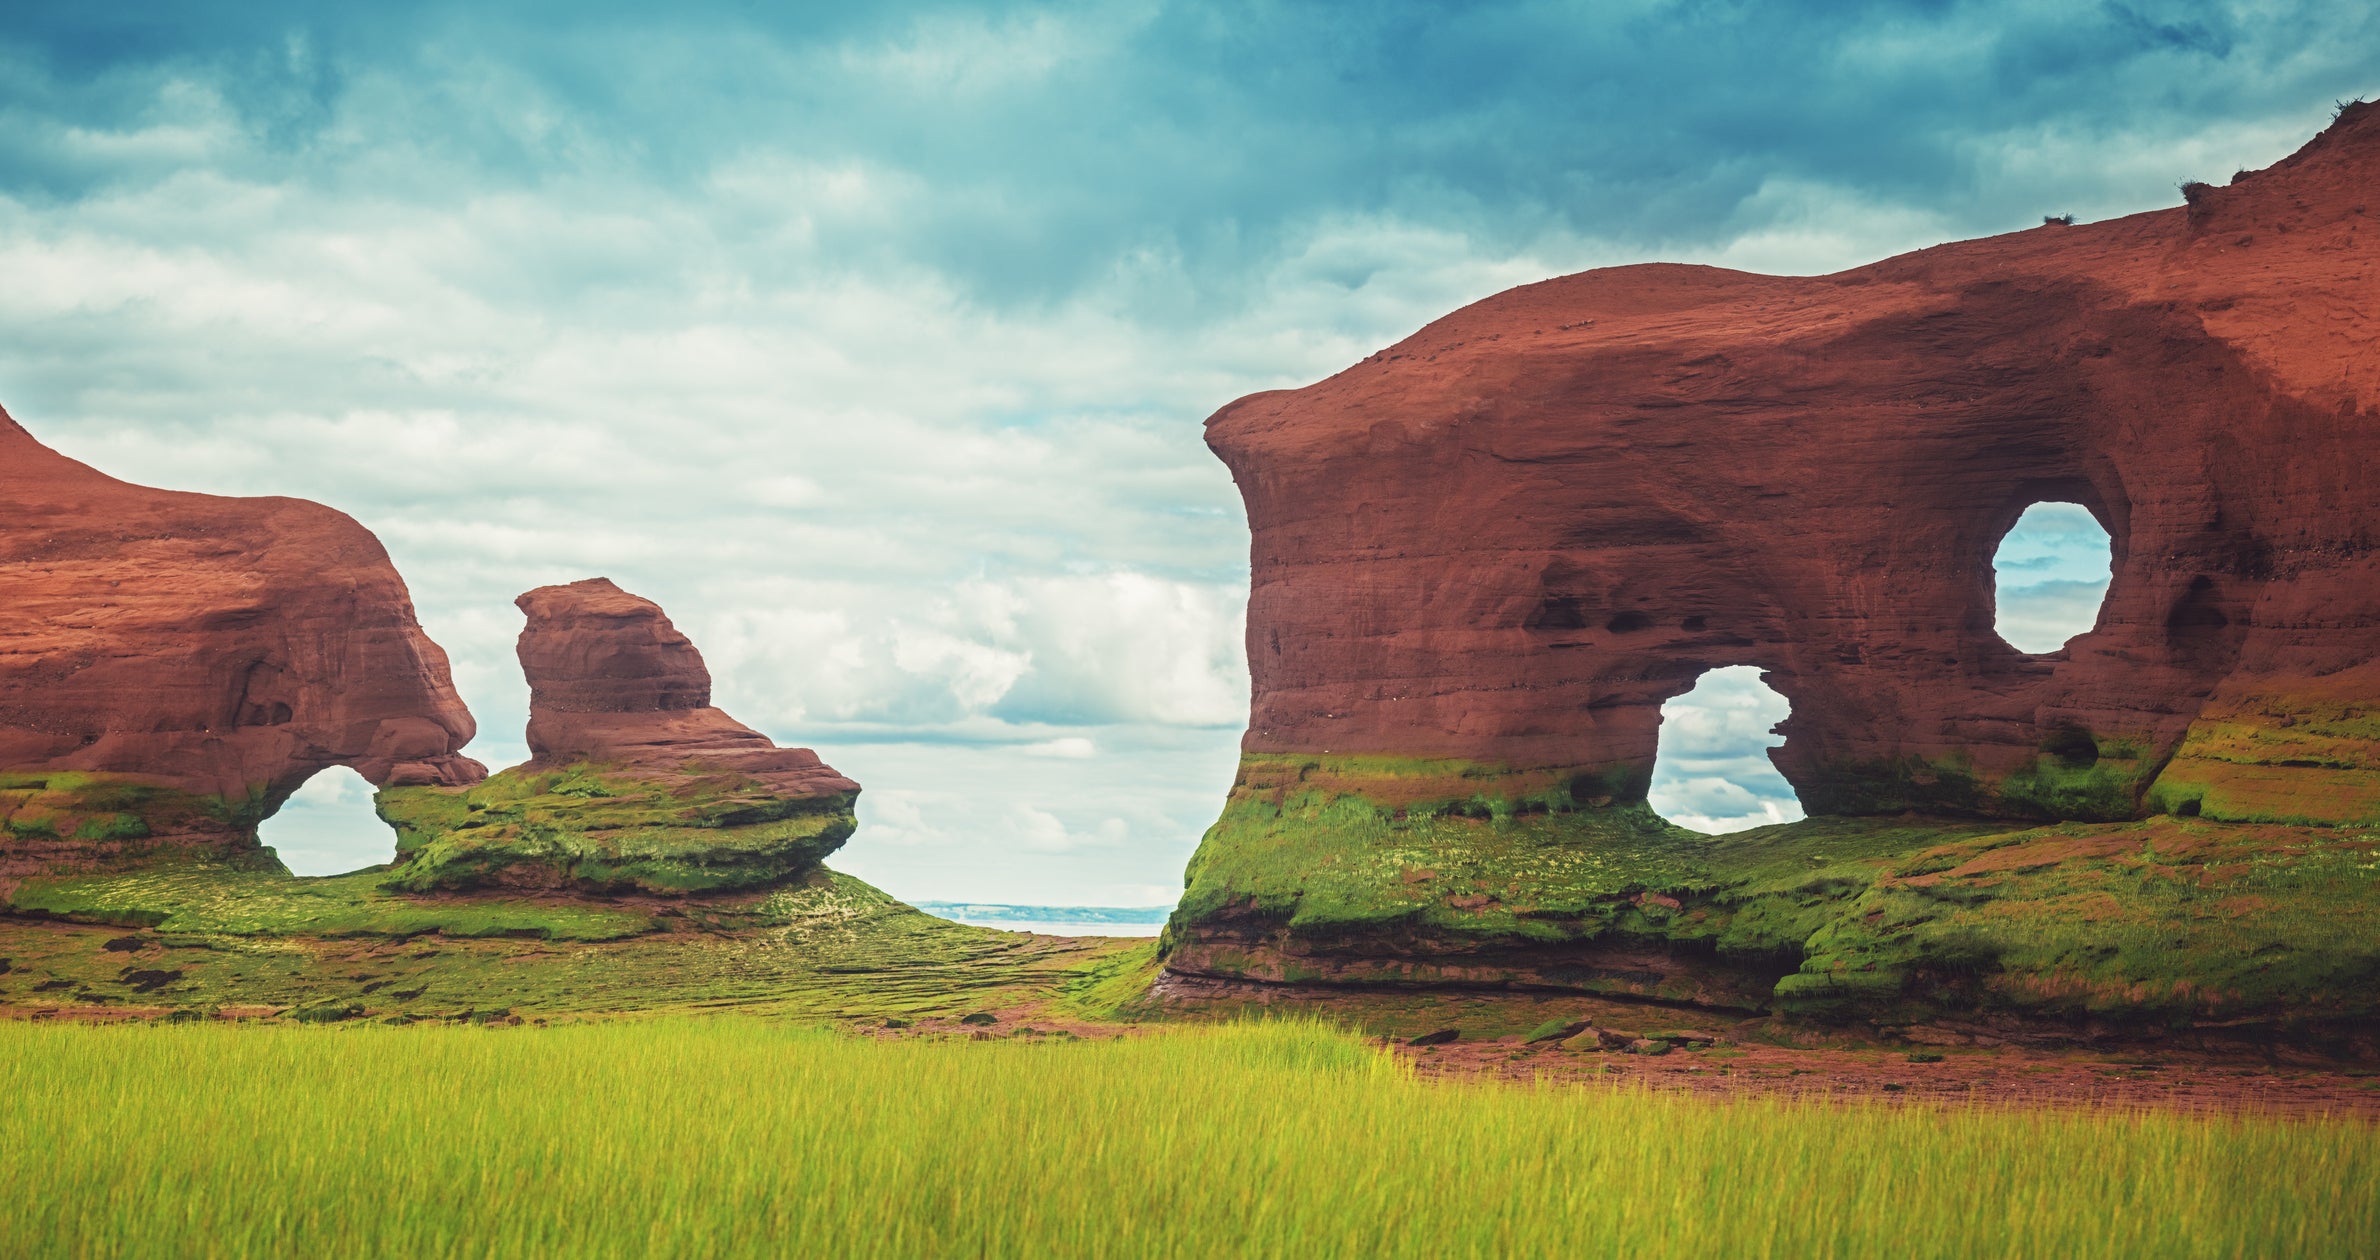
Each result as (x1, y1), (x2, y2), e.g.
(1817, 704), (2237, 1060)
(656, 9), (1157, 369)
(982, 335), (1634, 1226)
(512, 579), (860, 797)
(378, 579), (858, 894)
(1208, 103), (2380, 824)
(0, 407), (484, 870)
(1163, 106), (2380, 1024)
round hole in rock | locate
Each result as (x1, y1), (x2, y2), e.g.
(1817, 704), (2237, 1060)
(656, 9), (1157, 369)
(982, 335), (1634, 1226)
(256, 767), (392, 877)
(1647, 666), (1805, 834)
(1992, 502), (2112, 653)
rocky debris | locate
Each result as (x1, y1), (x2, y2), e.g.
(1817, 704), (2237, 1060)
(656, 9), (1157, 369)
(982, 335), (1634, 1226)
(375, 579), (859, 895)
(1545, 1026), (1714, 1053)
(1203, 102), (2380, 826)
(1525, 1018), (1592, 1044)
(0, 406), (484, 869)
(1407, 1028), (1461, 1046)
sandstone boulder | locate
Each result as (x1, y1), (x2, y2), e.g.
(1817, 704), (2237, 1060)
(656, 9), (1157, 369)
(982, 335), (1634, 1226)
(377, 578), (858, 894)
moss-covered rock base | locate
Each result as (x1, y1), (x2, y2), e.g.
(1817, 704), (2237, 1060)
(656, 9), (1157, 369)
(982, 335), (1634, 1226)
(1164, 754), (2380, 1036)
(0, 771), (287, 877)
(0, 854), (1151, 1024)
(374, 762), (857, 896)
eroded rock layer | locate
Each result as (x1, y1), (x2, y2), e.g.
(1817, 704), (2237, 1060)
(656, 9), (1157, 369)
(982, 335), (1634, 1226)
(378, 579), (859, 894)
(1209, 103), (2380, 825)
(0, 407), (484, 870)
(1165, 106), (2380, 1021)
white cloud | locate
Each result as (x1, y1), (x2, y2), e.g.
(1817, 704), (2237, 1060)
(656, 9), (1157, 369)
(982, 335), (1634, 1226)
(6, 12), (2358, 903)
(1648, 666), (1806, 835)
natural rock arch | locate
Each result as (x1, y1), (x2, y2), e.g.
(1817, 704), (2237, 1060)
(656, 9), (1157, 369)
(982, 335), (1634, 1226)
(1207, 104), (2380, 828)
(0, 408), (485, 872)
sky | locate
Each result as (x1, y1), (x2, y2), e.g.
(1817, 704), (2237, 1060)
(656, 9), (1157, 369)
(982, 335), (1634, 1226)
(0, 3), (2367, 903)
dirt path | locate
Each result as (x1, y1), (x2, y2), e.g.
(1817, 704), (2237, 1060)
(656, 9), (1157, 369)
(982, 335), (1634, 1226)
(1401, 1035), (2380, 1115)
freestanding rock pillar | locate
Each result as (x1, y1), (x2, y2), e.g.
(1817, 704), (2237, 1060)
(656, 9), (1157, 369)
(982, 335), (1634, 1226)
(377, 579), (859, 894)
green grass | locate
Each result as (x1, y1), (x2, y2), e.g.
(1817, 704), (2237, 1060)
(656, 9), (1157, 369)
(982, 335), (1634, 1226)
(0, 864), (1141, 1022)
(7, 852), (656, 941)
(1, 1019), (2372, 1258)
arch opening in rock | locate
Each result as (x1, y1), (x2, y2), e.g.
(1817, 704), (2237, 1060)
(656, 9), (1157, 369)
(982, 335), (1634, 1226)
(256, 767), (393, 877)
(1991, 501), (2113, 653)
(1645, 666), (1804, 834)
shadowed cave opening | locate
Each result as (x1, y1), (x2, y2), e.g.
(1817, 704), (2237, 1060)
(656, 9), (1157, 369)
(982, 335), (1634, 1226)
(1646, 666), (1805, 834)
(1992, 502), (2113, 653)
(255, 767), (393, 877)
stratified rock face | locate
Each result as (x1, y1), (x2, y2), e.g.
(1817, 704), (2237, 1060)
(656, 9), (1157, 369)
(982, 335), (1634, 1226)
(512, 578), (860, 795)
(377, 578), (859, 895)
(0, 407), (485, 869)
(1207, 103), (2380, 826)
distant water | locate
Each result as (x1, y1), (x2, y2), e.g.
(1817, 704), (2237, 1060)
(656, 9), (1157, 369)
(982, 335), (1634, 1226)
(913, 902), (1168, 937)
(951, 919), (1164, 937)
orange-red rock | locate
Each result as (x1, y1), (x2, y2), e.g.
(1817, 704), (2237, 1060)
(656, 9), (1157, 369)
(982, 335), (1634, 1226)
(0, 406), (484, 864)
(514, 578), (857, 798)
(372, 579), (857, 895)
(1206, 103), (2380, 822)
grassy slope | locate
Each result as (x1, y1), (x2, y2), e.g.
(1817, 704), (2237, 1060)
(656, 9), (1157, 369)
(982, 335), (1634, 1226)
(3, 1019), (2372, 1258)
(1174, 755), (2380, 1026)
(0, 856), (1147, 1024)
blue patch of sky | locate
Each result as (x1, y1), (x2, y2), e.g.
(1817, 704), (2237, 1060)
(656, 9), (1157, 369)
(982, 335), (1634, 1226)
(2, 3), (2373, 304)
(1993, 502), (2114, 653)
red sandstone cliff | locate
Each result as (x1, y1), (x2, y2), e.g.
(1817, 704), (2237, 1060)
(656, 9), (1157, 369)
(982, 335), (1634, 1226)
(0, 407), (485, 857)
(1207, 102), (2380, 822)
(515, 578), (857, 799)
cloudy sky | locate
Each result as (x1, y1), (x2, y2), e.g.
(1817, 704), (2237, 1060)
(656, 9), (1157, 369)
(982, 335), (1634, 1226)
(0, 3), (2367, 903)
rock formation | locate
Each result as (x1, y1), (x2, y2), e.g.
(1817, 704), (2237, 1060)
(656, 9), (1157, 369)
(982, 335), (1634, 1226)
(1208, 102), (2380, 827)
(0, 407), (484, 871)
(1164, 103), (2380, 1006)
(511, 579), (860, 797)
(377, 579), (859, 894)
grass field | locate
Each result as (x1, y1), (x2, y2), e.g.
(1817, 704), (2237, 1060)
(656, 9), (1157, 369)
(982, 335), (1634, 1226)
(3, 1020), (2373, 1258)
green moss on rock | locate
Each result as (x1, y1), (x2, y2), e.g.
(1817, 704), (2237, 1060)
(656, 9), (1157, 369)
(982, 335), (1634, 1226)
(374, 763), (856, 896)
(1165, 753), (2380, 1028)
(0, 771), (278, 866)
